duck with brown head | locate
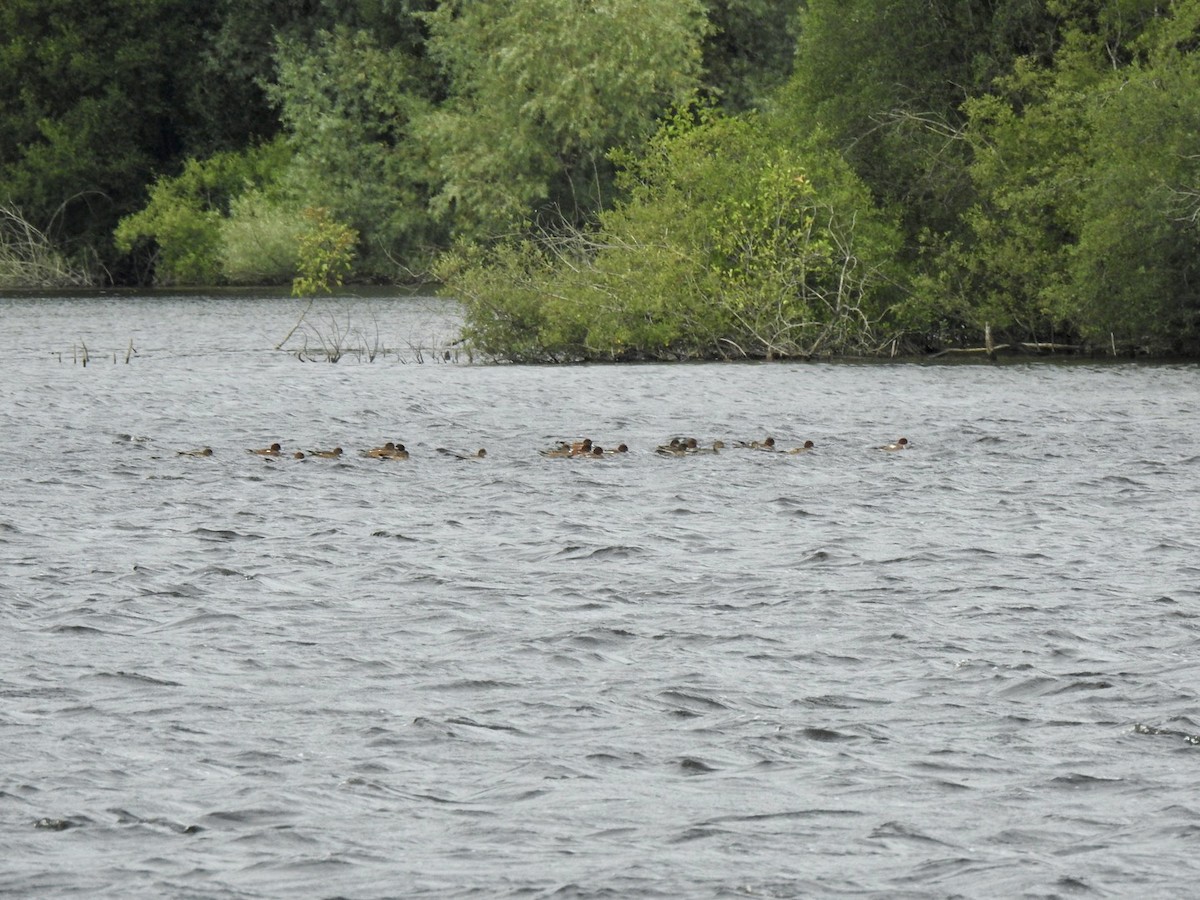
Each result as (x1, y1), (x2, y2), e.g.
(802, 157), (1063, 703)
(363, 442), (396, 458)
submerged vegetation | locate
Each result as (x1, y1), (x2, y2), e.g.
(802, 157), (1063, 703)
(4, 1), (1200, 357)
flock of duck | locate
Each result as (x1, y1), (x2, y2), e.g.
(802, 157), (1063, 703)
(175, 436), (910, 460)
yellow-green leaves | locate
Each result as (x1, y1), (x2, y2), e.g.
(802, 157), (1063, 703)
(293, 207), (358, 297)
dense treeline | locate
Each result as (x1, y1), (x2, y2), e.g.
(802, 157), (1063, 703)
(3, 1), (1200, 357)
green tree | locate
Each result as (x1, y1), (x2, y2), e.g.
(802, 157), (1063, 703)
(1068, 2), (1200, 348)
(699, 0), (800, 111)
(931, 0), (1195, 349)
(420, 0), (708, 239)
(0, 0), (221, 275)
(937, 57), (1094, 341)
(271, 26), (441, 276)
(783, 0), (1060, 263)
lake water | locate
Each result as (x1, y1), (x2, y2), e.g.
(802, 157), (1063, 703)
(3, 290), (1200, 898)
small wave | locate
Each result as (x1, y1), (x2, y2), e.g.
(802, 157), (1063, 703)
(92, 671), (182, 687)
(444, 716), (527, 735)
(658, 689), (730, 712)
(798, 726), (859, 743)
(198, 566), (247, 577)
(110, 808), (202, 834)
(148, 612), (246, 632)
(1045, 773), (1124, 789)
(191, 528), (264, 542)
(45, 624), (108, 635)
(869, 820), (950, 845)
(675, 756), (719, 774)
(670, 826), (727, 843)
(370, 530), (421, 542)
(550, 544), (645, 560)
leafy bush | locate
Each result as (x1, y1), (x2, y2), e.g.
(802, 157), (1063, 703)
(219, 191), (304, 284)
(114, 139), (290, 284)
(443, 107), (900, 360)
(293, 206), (358, 297)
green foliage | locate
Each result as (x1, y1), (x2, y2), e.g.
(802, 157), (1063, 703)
(444, 107), (899, 361)
(934, 0), (1200, 350)
(699, 0), (800, 110)
(8, 0), (1200, 354)
(0, 0), (224, 275)
(271, 26), (441, 276)
(946, 58), (1094, 338)
(0, 204), (97, 287)
(114, 139), (291, 284)
(293, 207), (359, 297)
(421, 0), (708, 239)
(220, 191), (305, 285)
(1067, 7), (1200, 347)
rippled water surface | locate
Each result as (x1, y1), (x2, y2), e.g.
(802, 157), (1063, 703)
(3, 291), (1200, 898)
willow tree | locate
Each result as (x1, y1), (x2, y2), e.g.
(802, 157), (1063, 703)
(420, 0), (708, 239)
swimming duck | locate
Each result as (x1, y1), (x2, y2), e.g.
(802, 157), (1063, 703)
(689, 440), (725, 455)
(734, 437), (776, 450)
(605, 444), (629, 456)
(250, 443), (282, 456)
(568, 438), (594, 457)
(438, 447), (487, 460)
(362, 442), (397, 458)
(385, 443), (410, 459)
(785, 440), (816, 454)
(879, 437), (910, 451)
(293, 451), (306, 459)
(540, 442), (572, 458)
(309, 447), (343, 459)
(656, 437), (698, 457)
(177, 447), (213, 457)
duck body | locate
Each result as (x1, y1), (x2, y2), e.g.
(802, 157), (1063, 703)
(735, 437), (777, 451)
(178, 447), (213, 457)
(785, 440), (815, 454)
(309, 447), (343, 459)
(363, 442), (400, 458)
(250, 443), (282, 456)
(656, 437), (698, 456)
(879, 437), (910, 451)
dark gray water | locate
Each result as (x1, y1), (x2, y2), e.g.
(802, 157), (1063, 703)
(3, 291), (1200, 898)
